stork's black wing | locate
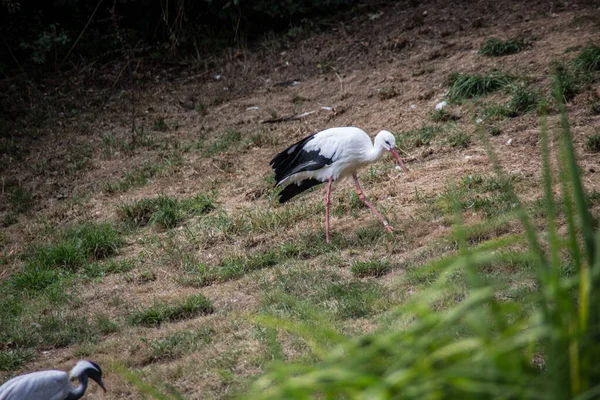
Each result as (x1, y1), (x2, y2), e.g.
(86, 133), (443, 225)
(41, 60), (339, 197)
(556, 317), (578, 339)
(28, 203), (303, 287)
(270, 134), (333, 184)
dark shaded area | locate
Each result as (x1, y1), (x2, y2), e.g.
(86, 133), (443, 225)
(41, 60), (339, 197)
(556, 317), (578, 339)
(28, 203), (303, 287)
(0, 0), (355, 75)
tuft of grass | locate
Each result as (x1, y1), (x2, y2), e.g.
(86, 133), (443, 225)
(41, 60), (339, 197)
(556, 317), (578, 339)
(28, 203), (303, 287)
(119, 193), (215, 229)
(479, 38), (526, 57)
(0, 349), (35, 371)
(478, 103), (510, 121)
(551, 61), (581, 101)
(487, 126), (502, 136)
(129, 293), (213, 327)
(351, 260), (391, 277)
(447, 71), (512, 100)
(507, 84), (540, 116)
(8, 184), (34, 214)
(437, 174), (517, 218)
(94, 314), (120, 335)
(574, 44), (600, 72)
(82, 259), (135, 279)
(6, 222), (123, 296)
(153, 118), (168, 131)
(204, 129), (243, 156)
(182, 193), (217, 215)
(447, 131), (471, 148)
(586, 133), (600, 152)
(428, 108), (454, 122)
(395, 125), (445, 150)
(324, 281), (382, 319)
(141, 327), (214, 363)
(104, 151), (184, 194)
(590, 97), (600, 115)
(64, 222), (123, 259)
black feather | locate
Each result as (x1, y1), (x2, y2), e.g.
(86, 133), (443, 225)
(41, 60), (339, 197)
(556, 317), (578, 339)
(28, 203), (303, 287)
(278, 179), (323, 203)
(270, 134), (333, 184)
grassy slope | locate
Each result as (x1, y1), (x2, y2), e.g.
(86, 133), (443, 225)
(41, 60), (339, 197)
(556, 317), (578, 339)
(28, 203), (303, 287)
(1, 1), (600, 399)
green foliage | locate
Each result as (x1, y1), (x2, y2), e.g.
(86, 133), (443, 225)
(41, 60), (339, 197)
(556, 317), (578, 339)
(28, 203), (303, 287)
(447, 131), (471, 148)
(552, 61), (581, 101)
(104, 152), (184, 194)
(437, 174), (516, 218)
(119, 193), (215, 229)
(591, 97), (600, 115)
(586, 133), (600, 152)
(204, 129), (243, 156)
(19, 23), (70, 65)
(153, 118), (168, 132)
(129, 293), (213, 326)
(7, 184), (34, 214)
(141, 327), (214, 363)
(574, 44), (600, 72)
(428, 108), (453, 122)
(246, 90), (600, 400)
(0, 349), (35, 371)
(351, 259), (391, 277)
(478, 103), (510, 121)
(447, 72), (512, 100)
(479, 38), (526, 57)
(507, 84), (540, 116)
(5, 222), (123, 294)
(395, 125), (444, 150)
(487, 126), (502, 136)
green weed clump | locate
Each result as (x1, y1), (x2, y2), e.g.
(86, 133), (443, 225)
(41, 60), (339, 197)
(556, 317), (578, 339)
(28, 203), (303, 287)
(129, 294), (213, 327)
(351, 260), (391, 277)
(395, 125), (445, 150)
(204, 129), (243, 156)
(552, 61), (581, 101)
(586, 133), (600, 152)
(243, 76), (600, 400)
(574, 44), (600, 72)
(479, 38), (526, 57)
(447, 131), (471, 148)
(507, 84), (540, 116)
(119, 193), (215, 229)
(447, 72), (511, 100)
(142, 327), (214, 363)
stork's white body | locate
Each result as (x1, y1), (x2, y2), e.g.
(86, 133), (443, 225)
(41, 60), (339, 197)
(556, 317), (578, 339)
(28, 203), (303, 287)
(0, 370), (72, 400)
(280, 127), (384, 185)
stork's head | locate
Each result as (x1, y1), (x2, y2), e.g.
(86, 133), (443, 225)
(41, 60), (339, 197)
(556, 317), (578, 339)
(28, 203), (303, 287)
(70, 360), (107, 392)
(376, 130), (408, 172)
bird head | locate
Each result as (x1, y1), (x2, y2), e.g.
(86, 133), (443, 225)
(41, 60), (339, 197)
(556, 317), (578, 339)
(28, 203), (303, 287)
(70, 360), (107, 392)
(376, 130), (408, 172)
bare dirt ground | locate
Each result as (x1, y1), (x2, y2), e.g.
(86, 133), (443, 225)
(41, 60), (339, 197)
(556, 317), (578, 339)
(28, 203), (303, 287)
(1, 0), (600, 398)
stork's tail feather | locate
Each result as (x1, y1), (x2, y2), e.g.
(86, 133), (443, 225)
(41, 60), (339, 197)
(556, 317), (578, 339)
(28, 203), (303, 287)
(278, 179), (323, 203)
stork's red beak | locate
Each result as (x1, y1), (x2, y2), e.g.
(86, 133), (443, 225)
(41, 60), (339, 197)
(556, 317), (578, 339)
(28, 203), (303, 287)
(389, 148), (408, 172)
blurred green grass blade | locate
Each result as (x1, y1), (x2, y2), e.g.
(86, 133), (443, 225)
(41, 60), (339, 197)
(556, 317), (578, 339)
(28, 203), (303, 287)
(552, 79), (596, 266)
(539, 101), (560, 279)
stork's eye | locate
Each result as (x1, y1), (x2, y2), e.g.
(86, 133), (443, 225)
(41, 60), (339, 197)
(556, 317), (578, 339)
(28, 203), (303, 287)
(385, 140), (390, 146)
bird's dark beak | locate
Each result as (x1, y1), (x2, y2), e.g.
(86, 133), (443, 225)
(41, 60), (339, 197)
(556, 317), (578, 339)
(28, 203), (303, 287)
(389, 148), (408, 172)
(98, 379), (107, 392)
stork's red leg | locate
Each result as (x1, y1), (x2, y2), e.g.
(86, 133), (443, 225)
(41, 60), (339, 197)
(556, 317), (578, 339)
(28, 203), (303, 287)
(352, 173), (394, 233)
(325, 176), (333, 243)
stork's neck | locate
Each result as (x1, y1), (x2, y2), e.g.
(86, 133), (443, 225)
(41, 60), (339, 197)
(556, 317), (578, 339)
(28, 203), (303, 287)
(65, 374), (88, 400)
(367, 139), (386, 163)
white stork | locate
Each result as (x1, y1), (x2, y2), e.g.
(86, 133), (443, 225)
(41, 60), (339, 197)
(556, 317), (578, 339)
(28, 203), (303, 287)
(270, 126), (408, 243)
(0, 360), (106, 400)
